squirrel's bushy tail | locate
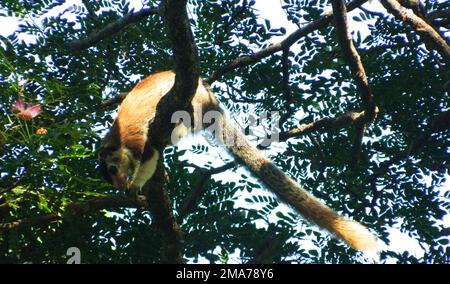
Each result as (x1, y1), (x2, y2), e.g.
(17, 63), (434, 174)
(216, 112), (377, 251)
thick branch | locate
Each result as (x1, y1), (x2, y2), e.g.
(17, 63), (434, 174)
(143, 157), (184, 264)
(0, 196), (144, 232)
(205, 0), (369, 84)
(145, 0), (200, 149)
(380, 0), (450, 65)
(139, 0), (200, 264)
(67, 7), (159, 51)
(332, 0), (377, 169)
(332, 0), (376, 120)
(0, 214), (60, 232)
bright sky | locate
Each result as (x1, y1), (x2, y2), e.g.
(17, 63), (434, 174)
(0, 0), (448, 263)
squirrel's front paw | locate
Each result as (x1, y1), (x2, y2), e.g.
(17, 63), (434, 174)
(128, 186), (146, 202)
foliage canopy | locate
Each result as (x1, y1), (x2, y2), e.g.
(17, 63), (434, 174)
(0, 0), (449, 263)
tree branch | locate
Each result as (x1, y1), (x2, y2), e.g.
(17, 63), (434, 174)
(143, 158), (184, 264)
(278, 110), (370, 142)
(332, 0), (376, 120)
(380, 0), (450, 65)
(0, 196), (145, 232)
(349, 124), (366, 169)
(67, 7), (159, 51)
(0, 214), (60, 232)
(145, 0), (200, 149)
(205, 0), (369, 84)
(139, 0), (201, 264)
(332, 0), (377, 169)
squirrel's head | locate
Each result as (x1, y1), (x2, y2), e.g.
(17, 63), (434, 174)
(98, 144), (138, 189)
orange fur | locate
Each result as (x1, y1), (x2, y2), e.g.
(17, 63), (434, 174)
(117, 72), (173, 152)
(114, 71), (219, 153)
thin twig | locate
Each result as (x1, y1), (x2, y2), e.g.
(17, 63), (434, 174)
(67, 7), (159, 51)
(277, 110), (368, 142)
